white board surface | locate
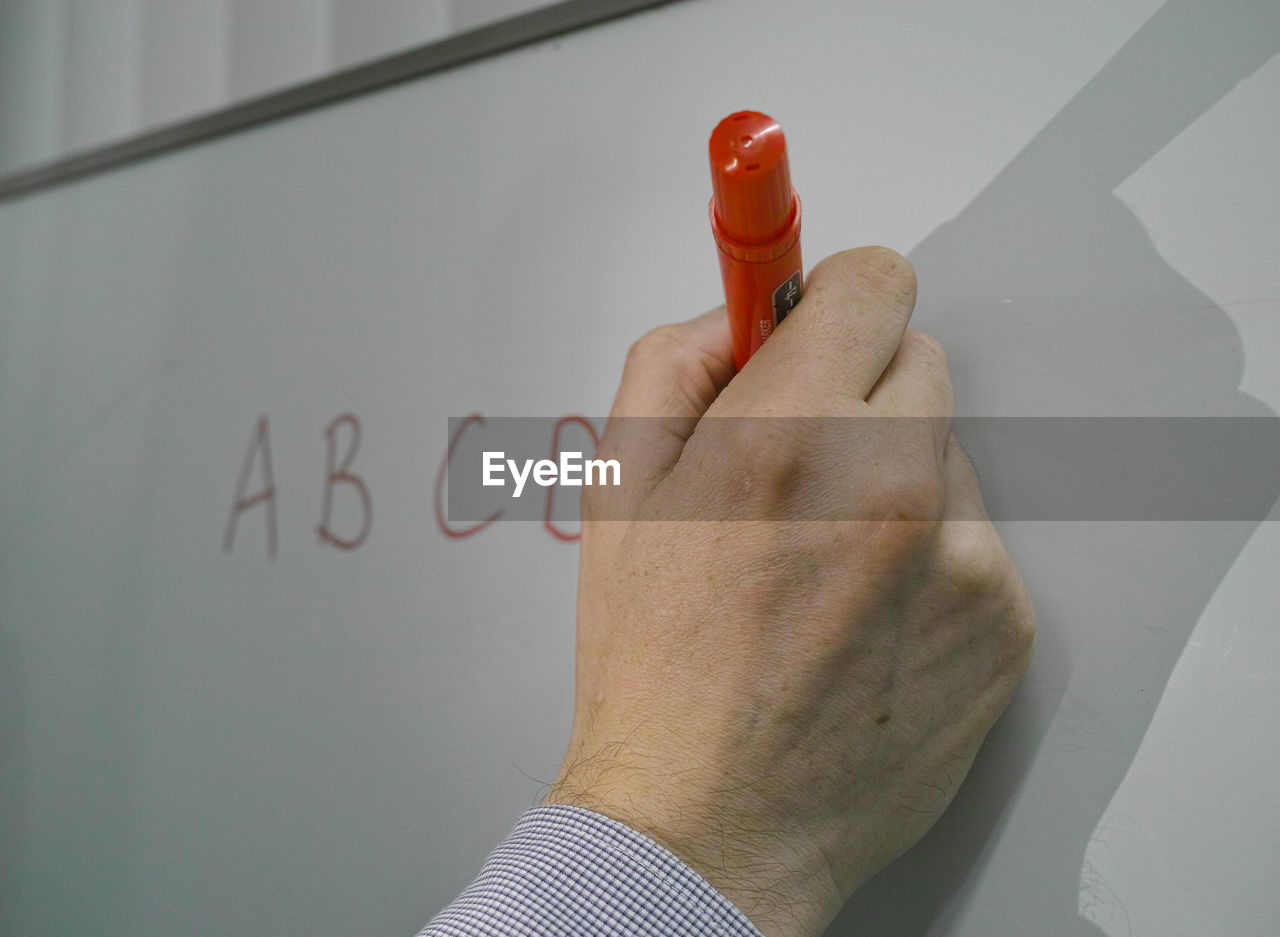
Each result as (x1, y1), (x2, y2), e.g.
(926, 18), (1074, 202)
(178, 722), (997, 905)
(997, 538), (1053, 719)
(2, 1), (1278, 934)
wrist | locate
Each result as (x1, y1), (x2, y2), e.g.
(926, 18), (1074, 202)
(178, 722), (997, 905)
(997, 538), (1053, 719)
(545, 769), (841, 937)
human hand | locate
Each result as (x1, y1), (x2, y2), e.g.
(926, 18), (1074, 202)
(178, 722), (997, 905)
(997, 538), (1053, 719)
(546, 247), (1035, 937)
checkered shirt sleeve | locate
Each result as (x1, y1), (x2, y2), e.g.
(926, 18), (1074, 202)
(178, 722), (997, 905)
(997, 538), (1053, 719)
(417, 804), (766, 937)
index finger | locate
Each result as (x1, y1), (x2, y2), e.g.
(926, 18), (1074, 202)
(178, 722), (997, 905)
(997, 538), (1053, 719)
(711, 246), (918, 418)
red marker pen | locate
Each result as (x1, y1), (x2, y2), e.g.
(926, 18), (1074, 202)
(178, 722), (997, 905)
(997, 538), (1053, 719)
(709, 110), (803, 370)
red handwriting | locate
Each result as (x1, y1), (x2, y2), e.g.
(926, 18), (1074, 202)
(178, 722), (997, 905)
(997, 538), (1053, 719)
(223, 415), (278, 558)
(225, 411), (594, 556)
(317, 413), (372, 550)
(223, 413), (372, 558)
(433, 413), (503, 540)
(434, 412), (596, 543)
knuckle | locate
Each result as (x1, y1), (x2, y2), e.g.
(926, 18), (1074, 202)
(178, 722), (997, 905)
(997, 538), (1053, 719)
(735, 428), (794, 490)
(625, 324), (684, 368)
(708, 420), (801, 511)
(898, 330), (953, 415)
(623, 326), (716, 417)
(866, 512), (940, 561)
(901, 328), (948, 370)
(939, 524), (1036, 680)
(865, 459), (946, 528)
(942, 522), (1006, 596)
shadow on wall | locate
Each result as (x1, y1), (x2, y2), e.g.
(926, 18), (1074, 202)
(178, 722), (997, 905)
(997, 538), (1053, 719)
(830, 0), (1280, 934)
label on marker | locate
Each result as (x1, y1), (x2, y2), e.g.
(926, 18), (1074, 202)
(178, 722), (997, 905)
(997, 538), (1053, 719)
(772, 271), (802, 324)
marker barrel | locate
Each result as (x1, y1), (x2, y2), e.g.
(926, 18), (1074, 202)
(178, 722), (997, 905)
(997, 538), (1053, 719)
(712, 223), (803, 368)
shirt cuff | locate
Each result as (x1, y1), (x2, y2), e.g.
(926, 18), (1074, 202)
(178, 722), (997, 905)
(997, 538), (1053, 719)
(418, 803), (766, 937)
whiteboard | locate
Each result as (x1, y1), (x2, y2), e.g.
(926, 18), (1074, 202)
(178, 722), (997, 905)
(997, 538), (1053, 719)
(2, 0), (1278, 934)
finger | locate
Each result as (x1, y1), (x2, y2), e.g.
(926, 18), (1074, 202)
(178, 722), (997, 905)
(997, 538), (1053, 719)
(608, 307), (735, 420)
(711, 246), (918, 418)
(596, 308), (736, 510)
(866, 328), (954, 466)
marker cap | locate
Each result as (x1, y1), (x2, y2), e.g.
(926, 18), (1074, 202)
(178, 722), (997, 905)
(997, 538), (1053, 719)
(709, 111), (800, 261)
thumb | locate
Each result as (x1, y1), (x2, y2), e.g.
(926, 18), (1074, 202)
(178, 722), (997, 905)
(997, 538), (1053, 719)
(596, 307), (735, 511)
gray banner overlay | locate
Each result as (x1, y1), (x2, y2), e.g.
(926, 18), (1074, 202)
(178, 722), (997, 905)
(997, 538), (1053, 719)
(445, 416), (1280, 523)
